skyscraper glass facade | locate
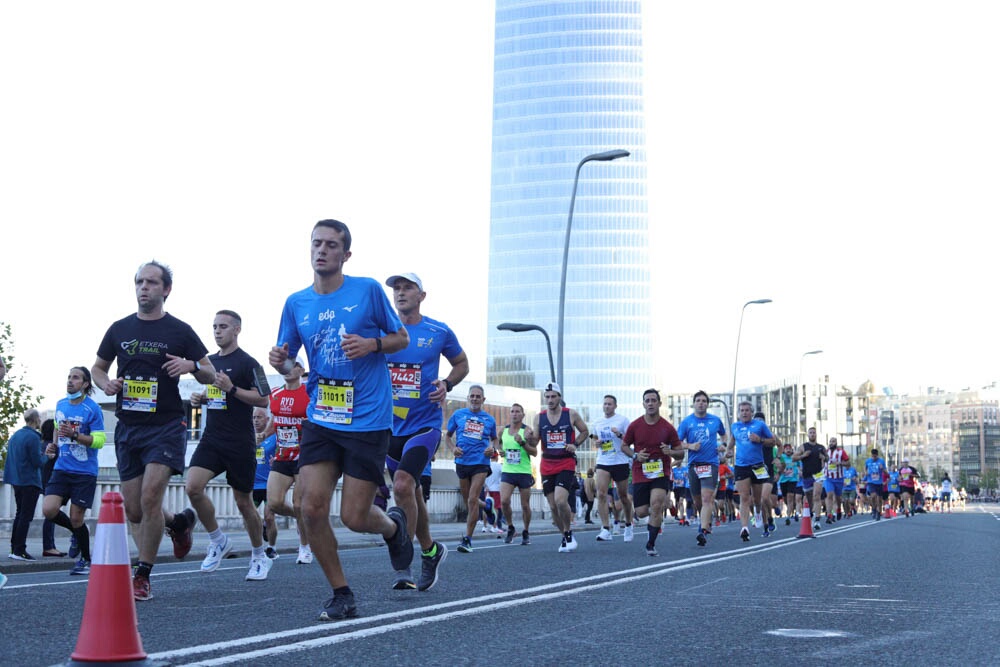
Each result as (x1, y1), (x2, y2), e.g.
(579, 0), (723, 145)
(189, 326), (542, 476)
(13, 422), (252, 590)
(486, 0), (650, 421)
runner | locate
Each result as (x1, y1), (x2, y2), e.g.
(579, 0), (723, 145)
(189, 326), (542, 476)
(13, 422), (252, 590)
(269, 219), (412, 621)
(266, 357), (313, 565)
(792, 427), (827, 531)
(622, 389), (683, 556)
(499, 403), (537, 546)
(842, 461), (859, 518)
(863, 448), (887, 520)
(677, 390), (726, 546)
(776, 442), (800, 525)
(897, 458), (920, 517)
(591, 395), (634, 542)
(251, 407), (279, 559)
(446, 385), (498, 554)
(537, 382), (589, 553)
(384, 272), (467, 590)
(727, 401), (777, 542)
(822, 437), (849, 524)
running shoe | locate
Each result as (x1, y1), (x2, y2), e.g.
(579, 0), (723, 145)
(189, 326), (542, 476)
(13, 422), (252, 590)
(265, 546), (279, 560)
(245, 555), (273, 581)
(612, 523), (621, 535)
(696, 530), (707, 547)
(200, 535), (232, 572)
(297, 545), (313, 564)
(68, 534), (79, 559)
(826, 517), (833, 525)
(767, 520), (776, 532)
(814, 522), (821, 532)
(623, 525), (634, 542)
(318, 591), (357, 621)
(596, 528), (613, 541)
(417, 541), (448, 592)
(558, 537), (571, 553)
(69, 558), (91, 576)
(391, 567), (416, 590)
(132, 573), (152, 601)
(8, 551), (35, 561)
(566, 534), (578, 552)
(785, 517), (791, 526)
(520, 530), (530, 546)
(645, 542), (658, 557)
(762, 528), (771, 538)
(457, 536), (473, 553)
(385, 507), (414, 571)
(740, 527), (750, 542)
(168, 508), (197, 559)
(504, 525), (516, 544)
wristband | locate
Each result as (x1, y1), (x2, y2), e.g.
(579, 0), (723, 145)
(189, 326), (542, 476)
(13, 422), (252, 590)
(228, 385), (238, 396)
(444, 378), (454, 392)
(375, 337), (383, 353)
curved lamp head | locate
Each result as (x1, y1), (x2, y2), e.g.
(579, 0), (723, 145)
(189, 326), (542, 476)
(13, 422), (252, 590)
(497, 322), (539, 333)
(583, 149), (630, 163)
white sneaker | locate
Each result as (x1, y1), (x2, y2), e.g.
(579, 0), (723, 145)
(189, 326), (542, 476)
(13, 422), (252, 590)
(558, 537), (571, 553)
(612, 523), (621, 536)
(566, 535), (578, 551)
(623, 525), (634, 542)
(201, 535), (232, 572)
(296, 545), (313, 564)
(596, 528), (613, 541)
(245, 555), (273, 581)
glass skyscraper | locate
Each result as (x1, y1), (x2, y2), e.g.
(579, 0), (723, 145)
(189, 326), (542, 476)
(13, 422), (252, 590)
(486, 0), (650, 421)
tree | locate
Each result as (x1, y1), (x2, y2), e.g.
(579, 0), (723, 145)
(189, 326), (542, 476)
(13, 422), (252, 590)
(0, 322), (45, 469)
(981, 469), (998, 496)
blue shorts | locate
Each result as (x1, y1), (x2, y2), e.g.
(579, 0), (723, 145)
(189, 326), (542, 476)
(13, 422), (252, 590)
(802, 475), (820, 492)
(387, 428), (441, 479)
(866, 482), (883, 495)
(823, 478), (844, 495)
(115, 420), (187, 481)
(45, 470), (97, 509)
(500, 472), (534, 489)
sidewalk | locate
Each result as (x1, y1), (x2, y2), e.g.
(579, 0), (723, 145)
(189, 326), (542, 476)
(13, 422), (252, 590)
(2, 517), (601, 574)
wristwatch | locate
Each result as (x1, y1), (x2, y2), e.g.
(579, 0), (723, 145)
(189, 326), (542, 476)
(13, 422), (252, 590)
(192, 360), (201, 373)
(444, 378), (454, 392)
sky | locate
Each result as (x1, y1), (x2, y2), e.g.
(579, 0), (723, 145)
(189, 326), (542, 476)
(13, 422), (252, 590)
(2, 1), (998, 412)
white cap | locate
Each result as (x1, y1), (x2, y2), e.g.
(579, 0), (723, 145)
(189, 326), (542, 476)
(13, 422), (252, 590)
(544, 381), (562, 395)
(385, 273), (423, 291)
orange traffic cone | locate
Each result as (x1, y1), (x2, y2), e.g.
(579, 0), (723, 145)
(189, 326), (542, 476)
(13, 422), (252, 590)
(68, 491), (148, 665)
(797, 495), (816, 539)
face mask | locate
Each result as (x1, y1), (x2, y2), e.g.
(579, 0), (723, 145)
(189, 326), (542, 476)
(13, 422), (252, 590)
(67, 391), (83, 400)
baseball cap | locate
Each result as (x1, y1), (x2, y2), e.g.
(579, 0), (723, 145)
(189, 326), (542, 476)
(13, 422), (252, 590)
(385, 273), (423, 291)
(291, 355), (308, 376)
(902, 457), (909, 463)
(544, 382), (562, 395)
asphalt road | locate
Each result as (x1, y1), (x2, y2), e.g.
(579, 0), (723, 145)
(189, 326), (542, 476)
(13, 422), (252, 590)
(3, 506), (999, 666)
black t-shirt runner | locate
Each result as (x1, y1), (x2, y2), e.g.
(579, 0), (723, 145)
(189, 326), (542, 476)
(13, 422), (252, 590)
(97, 313), (209, 426)
(800, 442), (826, 477)
(199, 347), (261, 451)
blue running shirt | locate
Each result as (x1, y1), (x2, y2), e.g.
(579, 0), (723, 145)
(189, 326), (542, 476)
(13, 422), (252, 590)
(276, 277), (403, 432)
(53, 396), (105, 477)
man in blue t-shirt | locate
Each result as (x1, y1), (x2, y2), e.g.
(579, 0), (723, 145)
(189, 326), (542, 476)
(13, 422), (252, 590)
(269, 219), (411, 622)
(384, 272), (468, 591)
(678, 390), (727, 546)
(864, 448), (887, 520)
(446, 385), (499, 554)
(726, 401), (776, 542)
(42, 366), (106, 575)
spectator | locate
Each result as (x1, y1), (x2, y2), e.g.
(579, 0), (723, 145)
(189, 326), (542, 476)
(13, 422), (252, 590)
(4, 408), (46, 560)
(39, 419), (68, 558)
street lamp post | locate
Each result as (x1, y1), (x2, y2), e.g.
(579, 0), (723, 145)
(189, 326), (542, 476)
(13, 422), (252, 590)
(496, 322), (556, 385)
(798, 349), (823, 445)
(730, 298), (772, 416)
(557, 148), (630, 392)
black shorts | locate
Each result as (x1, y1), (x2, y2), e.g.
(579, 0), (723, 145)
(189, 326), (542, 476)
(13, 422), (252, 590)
(45, 470), (97, 509)
(189, 438), (257, 494)
(779, 481), (800, 497)
(501, 472), (535, 489)
(633, 478), (671, 507)
(542, 470), (576, 496)
(115, 419), (187, 481)
(270, 459), (299, 477)
(297, 421), (389, 485)
(735, 465), (770, 485)
(455, 463), (491, 480)
(252, 488), (267, 506)
(596, 463), (631, 483)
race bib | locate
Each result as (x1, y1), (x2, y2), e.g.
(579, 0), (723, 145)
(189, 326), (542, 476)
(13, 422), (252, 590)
(463, 419), (484, 441)
(694, 464), (713, 479)
(642, 459), (664, 478)
(255, 445), (265, 465)
(314, 378), (354, 425)
(205, 384), (227, 410)
(122, 378), (157, 412)
(900, 472), (910, 480)
(813, 471), (825, 481)
(388, 362), (421, 400)
(752, 465), (770, 480)
(546, 431), (566, 450)
(600, 439), (614, 453)
(827, 463), (837, 473)
(276, 426), (300, 447)
(505, 449), (521, 465)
